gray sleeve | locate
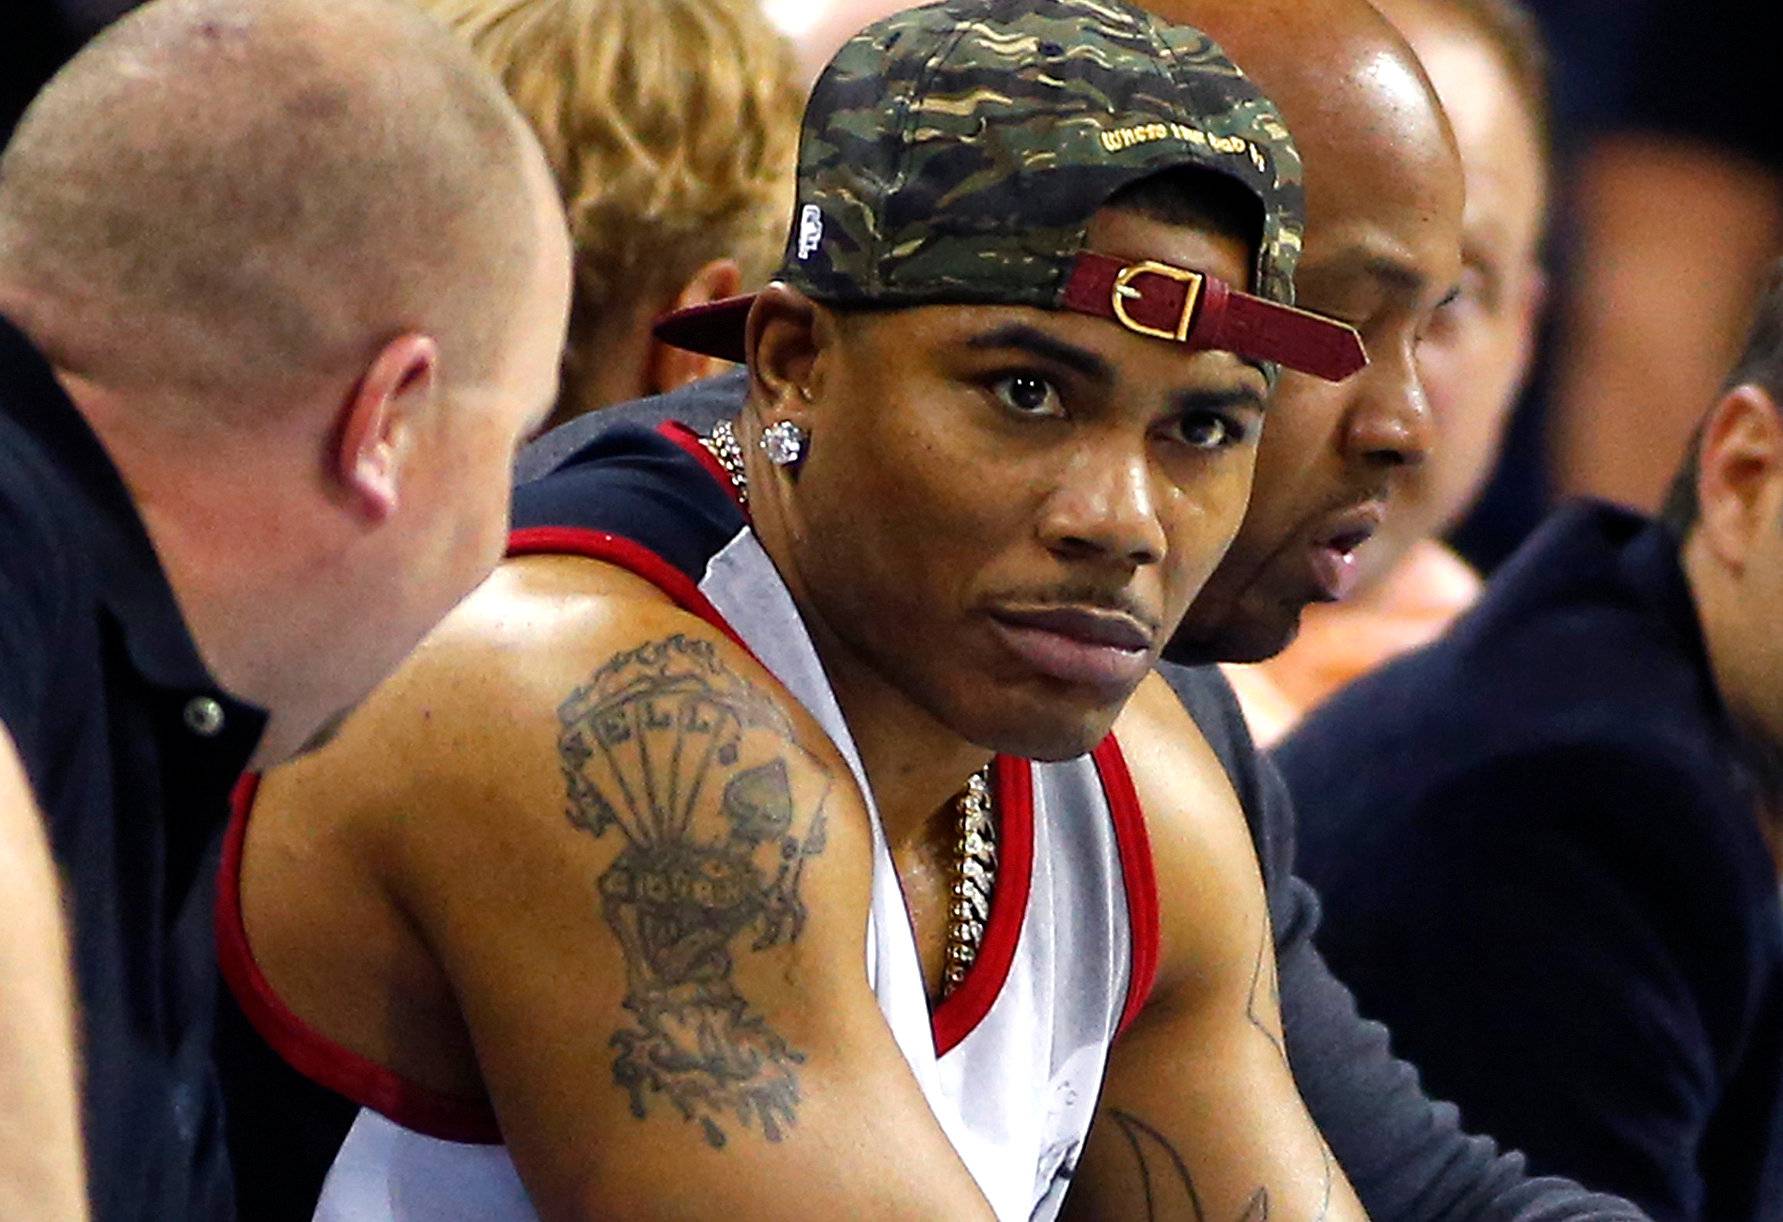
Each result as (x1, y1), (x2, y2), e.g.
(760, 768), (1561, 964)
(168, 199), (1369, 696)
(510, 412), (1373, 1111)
(1155, 662), (1646, 1221)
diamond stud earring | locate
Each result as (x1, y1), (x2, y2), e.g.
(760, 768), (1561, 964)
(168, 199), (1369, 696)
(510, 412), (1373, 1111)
(760, 420), (808, 468)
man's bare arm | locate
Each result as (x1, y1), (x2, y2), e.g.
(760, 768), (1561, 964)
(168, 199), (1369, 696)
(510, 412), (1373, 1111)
(1064, 674), (1365, 1221)
(0, 725), (88, 1221)
(256, 557), (991, 1220)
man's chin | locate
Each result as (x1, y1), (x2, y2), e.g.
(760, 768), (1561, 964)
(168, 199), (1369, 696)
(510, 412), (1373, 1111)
(966, 700), (1124, 763)
(1162, 604), (1301, 667)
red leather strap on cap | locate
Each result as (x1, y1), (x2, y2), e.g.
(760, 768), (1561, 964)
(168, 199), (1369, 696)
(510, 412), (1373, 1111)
(1062, 251), (1366, 382)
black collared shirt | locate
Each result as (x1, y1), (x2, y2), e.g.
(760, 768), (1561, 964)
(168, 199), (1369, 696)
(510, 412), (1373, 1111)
(1285, 504), (1783, 1219)
(0, 313), (265, 1219)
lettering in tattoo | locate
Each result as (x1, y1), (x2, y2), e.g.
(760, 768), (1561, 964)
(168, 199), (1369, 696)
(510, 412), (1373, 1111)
(557, 634), (831, 1150)
(1245, 920), (1287, 1068)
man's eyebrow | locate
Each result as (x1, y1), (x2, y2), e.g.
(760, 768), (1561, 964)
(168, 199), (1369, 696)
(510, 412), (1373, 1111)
(964, 324), (1113, 384)
(1172, 384), (1267, 416)
(1310, 245), (1431, 301)
(1358, 253), (1430, 297)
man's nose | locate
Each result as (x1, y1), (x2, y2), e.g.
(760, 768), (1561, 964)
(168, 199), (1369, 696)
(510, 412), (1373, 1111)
(1339, 343), (1434, 469)
(1038, 445), (1167, 568)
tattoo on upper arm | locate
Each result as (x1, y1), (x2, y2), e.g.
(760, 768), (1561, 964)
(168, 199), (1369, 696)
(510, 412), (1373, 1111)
(556, 633), (832, 1150)
(1245, 920), (1287, 1068)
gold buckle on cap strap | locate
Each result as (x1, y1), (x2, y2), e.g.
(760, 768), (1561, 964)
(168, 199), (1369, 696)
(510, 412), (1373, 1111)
(1063, 251), (1368, 383)
(1111, 262), (1203, 344)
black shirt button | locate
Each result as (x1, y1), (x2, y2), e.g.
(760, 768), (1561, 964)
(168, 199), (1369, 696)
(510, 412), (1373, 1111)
(182, 697), (225, 737)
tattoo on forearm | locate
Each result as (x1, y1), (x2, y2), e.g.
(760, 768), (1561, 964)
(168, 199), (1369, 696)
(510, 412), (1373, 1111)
(557, 633), (831, 1150)
(1108, 1110), (1297, 1222)
(1245, 921), (1287, 1068)
(1109, 1109), (1206, 1221)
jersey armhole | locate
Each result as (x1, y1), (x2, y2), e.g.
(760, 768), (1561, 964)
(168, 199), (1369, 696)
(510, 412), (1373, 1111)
(215, 775), (504, 1144)
(1093, 736), (1160, 1039)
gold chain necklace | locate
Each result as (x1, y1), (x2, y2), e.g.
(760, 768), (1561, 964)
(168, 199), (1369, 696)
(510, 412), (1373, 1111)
(699, 423), (999, 997)
(942, 764), (998, 996)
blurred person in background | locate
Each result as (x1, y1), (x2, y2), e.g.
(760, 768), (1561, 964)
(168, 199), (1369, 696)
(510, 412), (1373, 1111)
(419, 0), (803, 430)
(1545, 0), (1783, 516)
(1222, 0), (1550, 743)
(1284, 264), (1783, 1218)
(1450, 0), (1782, 572)
(0, 0), (571, 1215)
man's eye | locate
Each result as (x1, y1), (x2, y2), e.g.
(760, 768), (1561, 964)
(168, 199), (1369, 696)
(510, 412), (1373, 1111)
(1177, 411), (1246, 450)
(992, 373), (1063, 418)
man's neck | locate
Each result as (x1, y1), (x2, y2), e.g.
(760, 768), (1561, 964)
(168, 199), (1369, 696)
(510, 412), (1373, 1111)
(69, 377), (314, 748)
(740, 425), (991, 849)
(808, 629), (996, 851)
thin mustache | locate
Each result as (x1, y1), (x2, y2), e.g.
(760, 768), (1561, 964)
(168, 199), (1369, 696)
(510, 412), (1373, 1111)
(985, 587), (1162, 636)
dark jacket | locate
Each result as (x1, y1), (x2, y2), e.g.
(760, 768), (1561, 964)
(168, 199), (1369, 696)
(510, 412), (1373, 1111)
(1283, 503), (1783, 1220)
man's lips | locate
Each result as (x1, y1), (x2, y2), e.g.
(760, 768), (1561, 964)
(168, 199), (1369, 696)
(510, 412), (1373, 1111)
(987, 606), (1156, 693)
(1306, 501), (1386, 602)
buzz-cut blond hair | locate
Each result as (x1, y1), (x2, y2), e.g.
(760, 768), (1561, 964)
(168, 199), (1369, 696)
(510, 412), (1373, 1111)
(0, 0), (549, 409)
(416, 0), (803, 398)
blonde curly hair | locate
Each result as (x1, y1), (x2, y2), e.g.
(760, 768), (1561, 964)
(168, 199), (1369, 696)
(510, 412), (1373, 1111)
(415, 0), (802, 403)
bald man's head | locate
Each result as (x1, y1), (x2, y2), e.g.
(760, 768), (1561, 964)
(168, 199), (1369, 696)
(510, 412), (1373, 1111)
(1159, 0), (1467, 663)
(0, 0), (564, 414)
(1152, 0), (1459, 223)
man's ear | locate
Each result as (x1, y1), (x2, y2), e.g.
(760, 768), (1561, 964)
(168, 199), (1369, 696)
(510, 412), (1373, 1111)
(333, 333), (438, 522)
(1695, 382), (1783, 572)
(744, 282), (824, 429)
(647, 259), (744, 394)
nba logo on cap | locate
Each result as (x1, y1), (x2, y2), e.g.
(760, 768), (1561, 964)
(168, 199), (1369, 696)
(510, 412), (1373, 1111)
(797, 204), (823, 260)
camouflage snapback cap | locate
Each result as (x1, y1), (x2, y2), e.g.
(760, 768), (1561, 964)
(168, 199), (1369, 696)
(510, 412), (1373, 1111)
(657, 0), (1366, 383)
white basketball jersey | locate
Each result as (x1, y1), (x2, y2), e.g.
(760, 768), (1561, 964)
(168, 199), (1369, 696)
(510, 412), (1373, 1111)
(228, 428), (1159, 1221)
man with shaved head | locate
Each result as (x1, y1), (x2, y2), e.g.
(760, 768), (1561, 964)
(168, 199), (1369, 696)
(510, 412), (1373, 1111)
(0, 0), (571, 1214)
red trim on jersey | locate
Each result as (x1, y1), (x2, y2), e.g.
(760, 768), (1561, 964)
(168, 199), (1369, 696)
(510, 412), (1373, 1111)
(215, 775), (503, 1144)
(655, 419), (745, 512)
(506, 527), (750, 654)
(1095, 736), (1160, 1038)
(931, 754), (1036, 1056)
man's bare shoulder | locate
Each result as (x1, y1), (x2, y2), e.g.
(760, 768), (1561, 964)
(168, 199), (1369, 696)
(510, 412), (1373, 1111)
(264, 555), (713, 815)
(259, 553), (864, 886)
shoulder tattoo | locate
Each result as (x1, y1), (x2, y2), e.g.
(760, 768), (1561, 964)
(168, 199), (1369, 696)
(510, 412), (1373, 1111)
(556, 633), (832, 1150)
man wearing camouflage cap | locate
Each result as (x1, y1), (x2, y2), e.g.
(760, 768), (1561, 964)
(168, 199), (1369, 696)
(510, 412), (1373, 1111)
(218, 1), (1370, 1216)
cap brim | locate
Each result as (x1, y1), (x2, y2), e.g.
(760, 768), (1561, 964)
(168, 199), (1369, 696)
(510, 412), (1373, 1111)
(652, 293), (759, 365)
